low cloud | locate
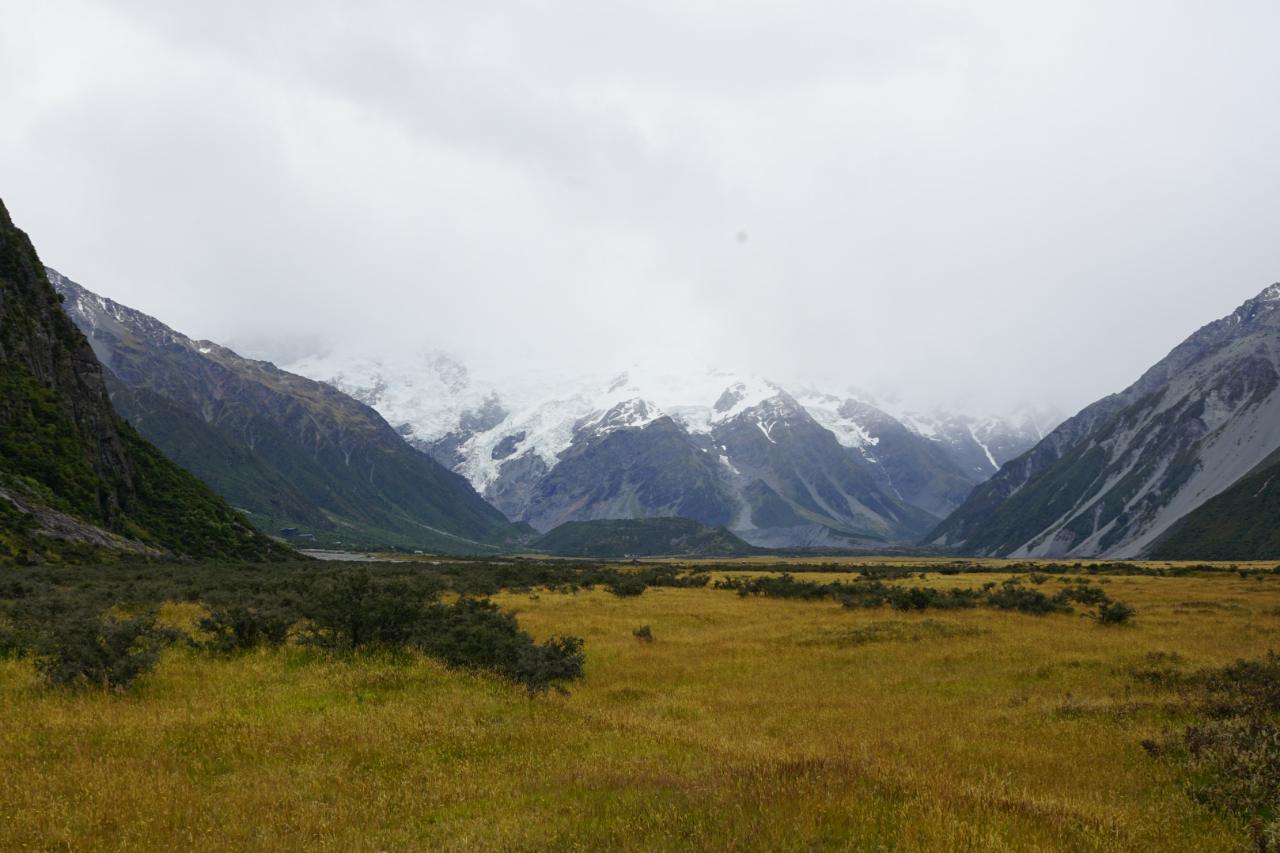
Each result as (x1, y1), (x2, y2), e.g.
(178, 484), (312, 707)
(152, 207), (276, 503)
(2, 0), (1278, 415)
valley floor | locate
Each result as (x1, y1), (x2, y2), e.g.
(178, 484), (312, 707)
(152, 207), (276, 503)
(1, 564), (1276, 850)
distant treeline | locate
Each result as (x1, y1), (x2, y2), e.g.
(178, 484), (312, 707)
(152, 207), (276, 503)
(690, 560), (1280, 579)
(713, 572), (1135, 622)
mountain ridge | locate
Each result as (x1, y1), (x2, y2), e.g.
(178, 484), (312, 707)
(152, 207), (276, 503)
(929, 282), (1280, 558)
(533, 517), (758, 558)
(52, 269), (529, 554)
(289, 356), (1053, 548)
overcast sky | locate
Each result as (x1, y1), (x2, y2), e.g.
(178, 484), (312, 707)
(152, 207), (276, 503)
(3, 1), (1278, 415)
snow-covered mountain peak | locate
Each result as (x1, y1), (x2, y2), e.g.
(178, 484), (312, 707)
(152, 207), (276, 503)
(1256, 283), (1280, 304)
(582, 398), (665, 437)
(794, 390), (881, 450)
(286, 348), (501, 445)
(283, 345), (1055, 533)
(1218, 283), (1280, 331)
(710, 379), (786, 423)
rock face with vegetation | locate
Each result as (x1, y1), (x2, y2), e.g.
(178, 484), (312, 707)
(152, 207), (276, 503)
(1149, 445), (1280, 560)
(532, 516), (758, 558)
(930, 283), (1280, 558)
(51, 269), (529, 554)
(0, 199), (291, 562)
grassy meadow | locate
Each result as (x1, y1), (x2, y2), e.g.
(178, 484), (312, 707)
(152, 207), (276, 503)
(1, 560), (1277, 850)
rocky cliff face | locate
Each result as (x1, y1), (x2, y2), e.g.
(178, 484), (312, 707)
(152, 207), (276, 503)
(515, 407), (739, 533)
(708, 388), (938, 547)
(52, 269), (526, 554)
(0, 200), (290, 562)
(931, 283), (1280, 558)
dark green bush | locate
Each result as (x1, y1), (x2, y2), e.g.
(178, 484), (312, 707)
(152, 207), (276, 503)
(0, 623), (24, 658)
(1094, 600), (1135, 625)
(1138, 652), (1280, 850)
(301, 570), (439, 651)
(1199, 652), (1280, 718)
(510, 635), (586, 696)
(885, 586), (980, 611)
(985, 583), (1071, 615)
(33, 609), (160, 690)
(607, 576), (648, 597)
(716, 572), (1127, 619)
(413, 598), (584, 695)
(200, 604), (293, 652)
(1058, 585), (1111, 606)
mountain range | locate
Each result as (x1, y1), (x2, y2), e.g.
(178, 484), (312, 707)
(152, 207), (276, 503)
(287, 354), (1056, 548)
(930, 283), (1280, 558)
(9, 192), (1277, 561)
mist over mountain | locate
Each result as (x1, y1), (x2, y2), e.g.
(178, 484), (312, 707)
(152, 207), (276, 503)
(6, 3), (1278, 424)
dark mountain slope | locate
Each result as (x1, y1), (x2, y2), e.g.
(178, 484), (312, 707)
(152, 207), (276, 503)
(829, 398), (979, 518)
(710, 390), (939, 548)
(0, 199), (291, 562)
(52, 269), (526, 554)
(1149, 446), (1280, 560)
(104, 377), (330, 529)
(515, 403), (739, 532)
(533, 517), (757, 558)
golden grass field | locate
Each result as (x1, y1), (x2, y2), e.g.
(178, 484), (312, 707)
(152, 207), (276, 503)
(1, 563), (1277, 850)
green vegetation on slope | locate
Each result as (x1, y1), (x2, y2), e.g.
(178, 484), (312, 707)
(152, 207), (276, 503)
(0, 198), (292, 562)
(1150, 446), (1280, 560)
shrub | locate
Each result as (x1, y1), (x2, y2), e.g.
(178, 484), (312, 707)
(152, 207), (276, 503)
(511, 635), (586, 696)
(301, 570), (437, 651)
(0, 623), (24, 658)
(985, 583), (1070, 615)
(33, 609), (160, 690)
(1183, 718), (1280, 851)
(715, 573), (1129, 620)
(633, 624), (654, 642)
(200, 604), (293, 652)
(1199, 652), (1280, 718)
(1138, 652), (1280, 851)
(886, 586), (980, 611)
(1058, 584), (1111, 606)
(1094, 600), (1135, 625)
(607, 576), (648, 597)
(413, 598), (585, 695)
